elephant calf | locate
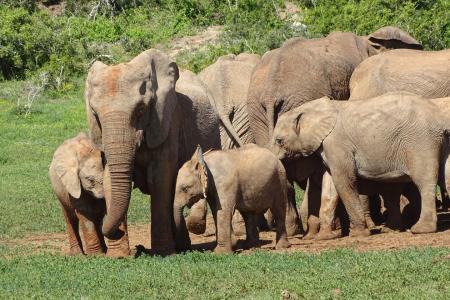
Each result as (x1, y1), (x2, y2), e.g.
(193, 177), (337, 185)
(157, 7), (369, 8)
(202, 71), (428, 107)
(272, 92), (450, 236)
(174, 144), (291, 253)
(49, 133), (106, 255)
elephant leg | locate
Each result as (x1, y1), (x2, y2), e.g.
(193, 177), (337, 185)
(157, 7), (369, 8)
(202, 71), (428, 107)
(285, 180), (301, 236)
(328, 161), (369, 237)
(232, 210), (246, 237)
(77, 212), (106, 255)
(410, 160), (438, 234)
(106, 217), (130, 258)
(381, 189), (403, 232)
(62, 209), (83, 255)
(242, 212), (259, 248)
(152, 156), (178, 255)
(214, 207), (234, 254)
(302, 178), (321, 240)
(186, 198), (208, 235)
(316, 172), (341, 240)
(360, 195), (376, 230)
(271, 198), (290, 250)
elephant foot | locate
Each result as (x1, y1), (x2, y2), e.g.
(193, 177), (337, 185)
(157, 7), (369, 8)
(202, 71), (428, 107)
(315, 229), (341, 240)
(243, 238), (260, 250)
(380, 226), (402, 234)
(411, 220), (437, 234)
(214, 246), (233, 254)
(349, 228), (371, 237)
(85, 248), (106, 256)
(186, 219), (206, 235)
(68, 246), (84, 256)
(106, 247), (130, 258)
(275, 238), (291, 250)
(302, 231), (317, 240)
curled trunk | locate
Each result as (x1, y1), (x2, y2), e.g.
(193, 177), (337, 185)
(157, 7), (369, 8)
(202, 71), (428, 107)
(101, 111), (136, 239)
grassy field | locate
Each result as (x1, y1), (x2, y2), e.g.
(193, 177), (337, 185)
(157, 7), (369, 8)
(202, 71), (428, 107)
(1, 77), (450, 299)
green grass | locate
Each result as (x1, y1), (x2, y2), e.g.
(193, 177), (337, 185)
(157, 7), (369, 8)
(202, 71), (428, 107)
(0, 247), (450, 299)
(0, 79), (149, 239)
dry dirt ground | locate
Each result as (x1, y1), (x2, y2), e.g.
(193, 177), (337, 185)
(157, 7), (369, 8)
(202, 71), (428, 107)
(5, 212), (450, 256)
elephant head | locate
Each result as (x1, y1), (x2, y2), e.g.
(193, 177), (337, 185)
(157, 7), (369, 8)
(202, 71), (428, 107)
(366, 26), (423, 55)
(271, 97), (338, 173)
(52, 133), (105, 200)
(173, 146), (209, 249)
(85, 49), (179, 238)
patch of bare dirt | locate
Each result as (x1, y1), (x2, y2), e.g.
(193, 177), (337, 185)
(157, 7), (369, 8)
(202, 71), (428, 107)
(161, 26), (223, 60)
(5, 212), (450, 256)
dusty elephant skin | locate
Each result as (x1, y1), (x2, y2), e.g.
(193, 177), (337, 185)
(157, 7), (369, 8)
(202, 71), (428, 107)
(246, 26), (421, 236)
(173, 144), (290, 253)
(49, 133), (107, 256)
(271, 93), (450, 237)
(349, 49), (450, 100)
(85, 49), (220, 256)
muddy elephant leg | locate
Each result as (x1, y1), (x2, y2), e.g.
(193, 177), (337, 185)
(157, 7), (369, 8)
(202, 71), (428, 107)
(271, 199), (290, 250)
(328, 159), (369, 237)
(242, 212), (259, 248)
(285, 180), (301, 236)
(186, 198), (208, 235)
(381, 189), (403, 232)
(316, 172), (341, 240)
(232, 210), (246, 237)
(360, 195), (376, 230)
(152, 156), (179, 255)
(410, 159), (438, 234)
(77, 212), (106, 255)
(106, 217), (130, 257)
(214, 206), (234, 254)
(62, 209), (83, 255)
(301, 177), (321, 240)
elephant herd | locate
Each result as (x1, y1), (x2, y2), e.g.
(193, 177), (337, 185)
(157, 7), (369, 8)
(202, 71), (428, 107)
(49, 25), (450, 257)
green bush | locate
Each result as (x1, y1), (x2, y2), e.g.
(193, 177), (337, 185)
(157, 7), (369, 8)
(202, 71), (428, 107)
(296, 0), (450, 50)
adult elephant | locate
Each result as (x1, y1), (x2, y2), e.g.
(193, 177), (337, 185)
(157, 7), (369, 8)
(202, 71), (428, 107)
(247, 26), (422, 147)
(247, 26), (422, 236)
(85, 49), (220, 255)
(349, 49), (450, 100)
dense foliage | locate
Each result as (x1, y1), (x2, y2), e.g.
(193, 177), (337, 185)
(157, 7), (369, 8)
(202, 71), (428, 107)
(0, 0), (448, 84)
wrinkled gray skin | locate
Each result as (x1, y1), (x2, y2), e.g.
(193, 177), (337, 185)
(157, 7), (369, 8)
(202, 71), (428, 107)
(349, 49), (450, 100)
(185, 53), (260, 236)
(85, 49), (220, 255)
(271, 93), (450, 236)
(247, 26), (422, 235)
(49, 133), (106, 255)
(174, 144), (290, 253)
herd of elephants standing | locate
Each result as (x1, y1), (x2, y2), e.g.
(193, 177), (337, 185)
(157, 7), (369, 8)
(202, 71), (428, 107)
(49, 25), (450, 257)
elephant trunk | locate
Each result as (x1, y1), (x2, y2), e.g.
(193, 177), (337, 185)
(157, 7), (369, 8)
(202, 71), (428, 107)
(173, 194), (192, 251)
(101, 111), (136, 239)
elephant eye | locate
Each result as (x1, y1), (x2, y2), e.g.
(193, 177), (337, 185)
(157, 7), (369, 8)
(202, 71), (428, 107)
(275, 137), (283, 146)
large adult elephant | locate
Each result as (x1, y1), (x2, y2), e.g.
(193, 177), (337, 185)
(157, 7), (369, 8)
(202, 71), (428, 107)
(247, 26), (422, 236)
(85, 49), (220, 255)
(247, 26), (422, 147)
(349, 49), (450, 100)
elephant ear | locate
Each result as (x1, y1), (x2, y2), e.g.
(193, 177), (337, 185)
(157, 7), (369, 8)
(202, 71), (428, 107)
(368, 26), (423, 51)
(54, 150), (81, 199)
(293, 97), (338, 156)
(145, 51), (180, 148)
(192, 145), (208, 198)
(85, 61), (107, 147)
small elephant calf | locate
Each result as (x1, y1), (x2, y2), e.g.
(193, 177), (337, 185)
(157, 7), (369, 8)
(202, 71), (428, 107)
(173, 144), (291, 253)
(49, 133), (106, 255)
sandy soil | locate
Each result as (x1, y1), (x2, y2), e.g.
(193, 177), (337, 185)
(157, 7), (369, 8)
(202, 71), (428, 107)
(5, 211), (450, 256)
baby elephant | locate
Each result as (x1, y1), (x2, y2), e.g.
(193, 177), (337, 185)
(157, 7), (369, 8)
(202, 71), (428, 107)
(173, 144), (291, 253)
(49, 133), (106, 255)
